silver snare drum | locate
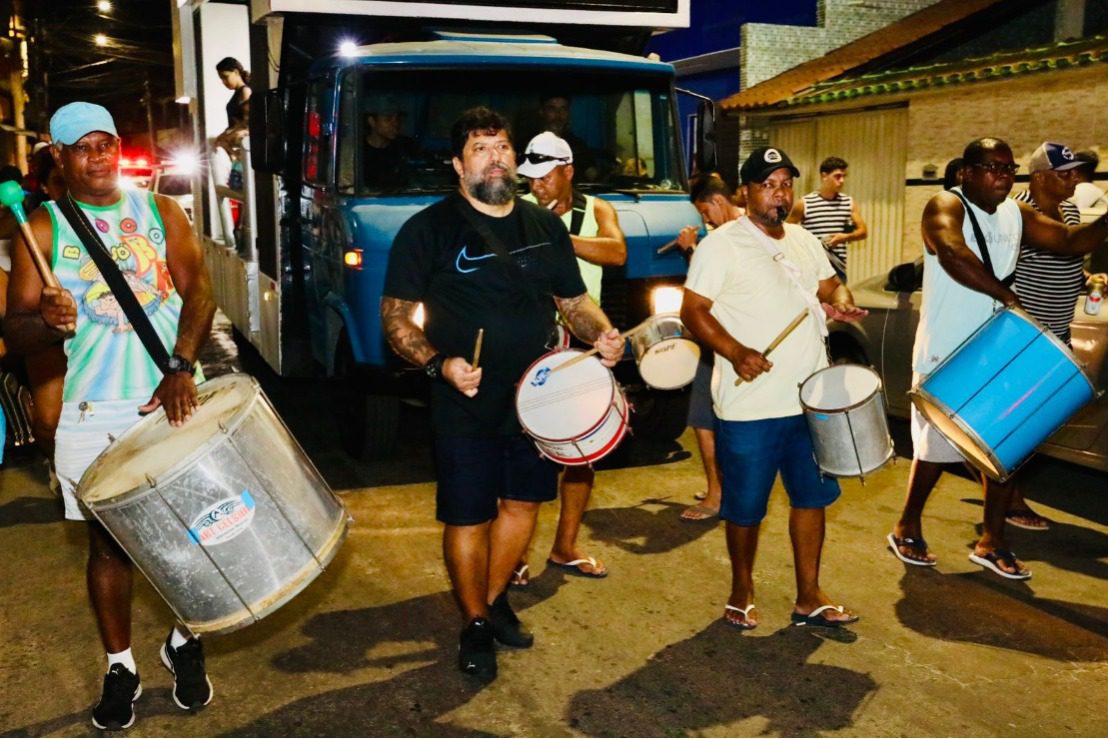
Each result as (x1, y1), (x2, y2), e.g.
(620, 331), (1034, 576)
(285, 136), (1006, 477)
(630, 313), (700, 390)
(799, 364), (894, 478)
(78, 374), (348, 635)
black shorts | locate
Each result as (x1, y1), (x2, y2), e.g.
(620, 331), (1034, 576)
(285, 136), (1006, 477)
(434, 434), (559, 525)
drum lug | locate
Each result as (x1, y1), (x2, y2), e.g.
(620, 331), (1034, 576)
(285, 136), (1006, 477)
(107, 433), (116, 444)
(145, 473), (157, 488)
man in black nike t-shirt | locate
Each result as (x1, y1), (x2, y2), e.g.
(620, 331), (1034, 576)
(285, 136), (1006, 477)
(381, 107), (623, 680)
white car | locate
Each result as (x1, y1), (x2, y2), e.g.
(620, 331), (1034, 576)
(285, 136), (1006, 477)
(154, 165), (194, 222)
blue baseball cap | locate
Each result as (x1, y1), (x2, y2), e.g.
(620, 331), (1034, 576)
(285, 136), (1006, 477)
(49, 102), (118, 146)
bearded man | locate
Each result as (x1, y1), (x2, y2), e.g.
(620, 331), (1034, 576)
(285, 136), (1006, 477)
(380, 107), (622, 679)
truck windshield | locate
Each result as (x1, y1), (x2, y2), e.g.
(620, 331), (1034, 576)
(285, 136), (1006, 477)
(336, 67), (685, 196)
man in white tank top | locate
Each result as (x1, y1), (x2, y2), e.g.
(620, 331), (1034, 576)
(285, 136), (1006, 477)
(518, 132), (627, 581)
(891, 137), (1108, 580)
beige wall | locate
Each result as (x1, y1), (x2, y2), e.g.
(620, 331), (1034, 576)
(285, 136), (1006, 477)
(900, 64), (1108, 259)
(768, 107), (909, 287)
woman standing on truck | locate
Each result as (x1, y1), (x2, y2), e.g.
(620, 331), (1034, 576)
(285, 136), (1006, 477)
(214, 57), (251, 157)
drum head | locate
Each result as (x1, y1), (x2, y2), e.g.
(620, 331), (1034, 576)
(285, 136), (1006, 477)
(799, 364), (881, 412)
(516, 351), (615, 441)
(640, 338), (700, 390)
(79, 375), (259, 505)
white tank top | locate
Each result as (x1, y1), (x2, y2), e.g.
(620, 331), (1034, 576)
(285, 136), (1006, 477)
(912, 187), (1022, 374)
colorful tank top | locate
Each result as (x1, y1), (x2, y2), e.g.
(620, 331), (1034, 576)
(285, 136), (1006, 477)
(46, 190), (187, 402)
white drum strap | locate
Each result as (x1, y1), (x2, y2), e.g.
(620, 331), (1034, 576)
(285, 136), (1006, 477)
(738, 217), (828, 338)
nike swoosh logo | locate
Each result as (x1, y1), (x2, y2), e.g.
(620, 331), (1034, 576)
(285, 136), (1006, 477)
(455, 245), (496, 273)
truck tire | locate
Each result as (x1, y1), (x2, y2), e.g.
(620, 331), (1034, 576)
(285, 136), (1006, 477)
(331, 340), (400, 460)
(629, 389), (690, 441)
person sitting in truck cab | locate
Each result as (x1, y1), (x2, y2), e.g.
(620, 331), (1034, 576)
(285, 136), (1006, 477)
(363, 95), (417, 190)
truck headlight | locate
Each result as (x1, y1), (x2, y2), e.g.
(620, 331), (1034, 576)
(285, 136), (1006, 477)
(651, 286), (683, 315)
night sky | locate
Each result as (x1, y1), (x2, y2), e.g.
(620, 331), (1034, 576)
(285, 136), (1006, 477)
(28, 0), (177, 140)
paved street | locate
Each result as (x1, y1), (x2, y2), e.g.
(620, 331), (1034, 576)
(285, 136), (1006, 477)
(0, 328), (1105, 736)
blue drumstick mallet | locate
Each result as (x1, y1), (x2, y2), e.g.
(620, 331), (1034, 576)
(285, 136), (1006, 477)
(0, 179), (62, 288)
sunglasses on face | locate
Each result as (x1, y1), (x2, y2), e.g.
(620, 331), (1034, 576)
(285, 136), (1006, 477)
(522, 152), (570, 165)
(971, 162), (1019, 176)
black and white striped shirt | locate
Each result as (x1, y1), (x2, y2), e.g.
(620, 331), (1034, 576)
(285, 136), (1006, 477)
(1012, 190), (1083, 345)
(800, 192), (853, 271)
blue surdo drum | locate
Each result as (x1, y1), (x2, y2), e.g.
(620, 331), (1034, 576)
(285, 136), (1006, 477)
(909, 307), (1097, 482)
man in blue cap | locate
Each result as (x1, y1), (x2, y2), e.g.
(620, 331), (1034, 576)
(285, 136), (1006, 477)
(5, 101), (216, 730)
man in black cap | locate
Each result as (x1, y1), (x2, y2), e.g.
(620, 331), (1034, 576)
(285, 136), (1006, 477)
(680, 146), (865, 630)
(363, 95), (416, 189)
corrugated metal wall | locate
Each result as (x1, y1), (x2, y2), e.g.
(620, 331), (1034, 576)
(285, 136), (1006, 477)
(767, 107), (908, 286)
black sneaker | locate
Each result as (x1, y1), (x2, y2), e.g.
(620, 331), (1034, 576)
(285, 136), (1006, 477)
(458, 617), (497, 679)
(160, 632), (214, 710)
(488, 591), (534, 648)
(91, 663), (142, 730)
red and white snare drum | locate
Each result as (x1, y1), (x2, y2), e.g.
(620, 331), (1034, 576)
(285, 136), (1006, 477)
(516, 349), (629, 466)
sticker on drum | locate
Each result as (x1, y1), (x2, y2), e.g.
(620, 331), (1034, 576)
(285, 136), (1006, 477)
(516, 350), (629, 466)
(799, 364), (894, 478)
(630, 313), (700, 390)
(77, 374), (348, 635)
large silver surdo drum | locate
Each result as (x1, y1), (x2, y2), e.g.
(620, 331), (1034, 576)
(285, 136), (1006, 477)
(78, 374), (348, 635)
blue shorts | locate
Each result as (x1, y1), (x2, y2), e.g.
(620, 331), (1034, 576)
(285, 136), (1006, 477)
(434, 434), (559, 526)
(687, 355), (716, 430)
(717, 415), (840, 526)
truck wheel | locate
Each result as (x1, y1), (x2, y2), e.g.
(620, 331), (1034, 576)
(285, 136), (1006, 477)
(332, 341), (400, 460)
(629, 389), (690, 441)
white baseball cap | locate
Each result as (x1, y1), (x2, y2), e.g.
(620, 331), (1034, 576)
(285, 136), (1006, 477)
(517, 131), (573, 178)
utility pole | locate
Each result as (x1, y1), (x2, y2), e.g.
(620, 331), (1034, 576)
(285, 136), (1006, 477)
(144, 74), (156, 154)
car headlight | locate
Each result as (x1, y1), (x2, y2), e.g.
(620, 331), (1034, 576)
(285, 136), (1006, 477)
(650, 286), (684, 315)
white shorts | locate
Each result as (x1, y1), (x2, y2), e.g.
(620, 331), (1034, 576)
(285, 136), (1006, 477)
(909, 372), (964, 464)
(55, 399), (145, 521)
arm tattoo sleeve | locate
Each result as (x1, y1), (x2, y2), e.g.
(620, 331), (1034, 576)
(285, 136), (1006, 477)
(554, 294), (612, 343)
(380, 297), (437, 366)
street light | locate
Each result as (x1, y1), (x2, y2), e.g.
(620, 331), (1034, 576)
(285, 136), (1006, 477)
(97, 1), (112, 11)
(94, 33), (108, 46)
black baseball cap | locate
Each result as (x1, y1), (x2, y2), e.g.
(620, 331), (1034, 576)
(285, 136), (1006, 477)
(740, 146), (800, 184)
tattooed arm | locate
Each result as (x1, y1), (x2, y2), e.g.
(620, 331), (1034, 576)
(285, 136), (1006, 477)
(381, 296), (436, 366)
(380, 296), (481, 396)
(554, 293), (623, 366)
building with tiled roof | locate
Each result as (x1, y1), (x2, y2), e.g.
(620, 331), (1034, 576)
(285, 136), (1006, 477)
(723, 0), (1108, 285)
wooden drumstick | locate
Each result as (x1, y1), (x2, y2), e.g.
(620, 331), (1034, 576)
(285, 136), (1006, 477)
(733, 309), (810, 386)
(471, 328), (484, 368)
(549, 320), (650, 374)
(0, 180), (61, 288)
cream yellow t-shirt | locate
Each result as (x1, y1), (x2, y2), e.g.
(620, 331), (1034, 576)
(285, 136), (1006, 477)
(684, 218), (834, 421)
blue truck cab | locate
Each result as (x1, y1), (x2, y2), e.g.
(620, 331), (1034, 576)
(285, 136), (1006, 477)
(195, 22), (705, 458)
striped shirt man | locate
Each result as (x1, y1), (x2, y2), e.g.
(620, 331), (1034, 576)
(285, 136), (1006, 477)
(1012, 190), (1083, 344)
(800, 191), (855, 269)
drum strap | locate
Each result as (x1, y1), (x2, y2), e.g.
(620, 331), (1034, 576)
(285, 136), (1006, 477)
(453, 196), (549, 314)
(56, 194), (173, 374)
(569, 190), (588, 236)
(952, 190), (1015, 287)
(738, 216), (828, 338)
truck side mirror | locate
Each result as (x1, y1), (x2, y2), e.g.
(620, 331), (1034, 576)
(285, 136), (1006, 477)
(695, 99), (717, 175)
(251, 88), (286, 174)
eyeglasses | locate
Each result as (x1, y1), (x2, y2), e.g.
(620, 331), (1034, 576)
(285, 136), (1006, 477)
(523, 152), (570, 165)
(971, 162), (1019, 176)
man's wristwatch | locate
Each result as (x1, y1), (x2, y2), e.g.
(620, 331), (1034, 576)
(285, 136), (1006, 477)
(424, 353), (446, 380)
(165, 353), (194, 374)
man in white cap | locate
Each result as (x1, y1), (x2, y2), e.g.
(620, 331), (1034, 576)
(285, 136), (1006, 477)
(1004, 142), (1086, 530)
(682, 146), (865, 630)
(5, 101), (216, 730)
(513, 130), (626, 583)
